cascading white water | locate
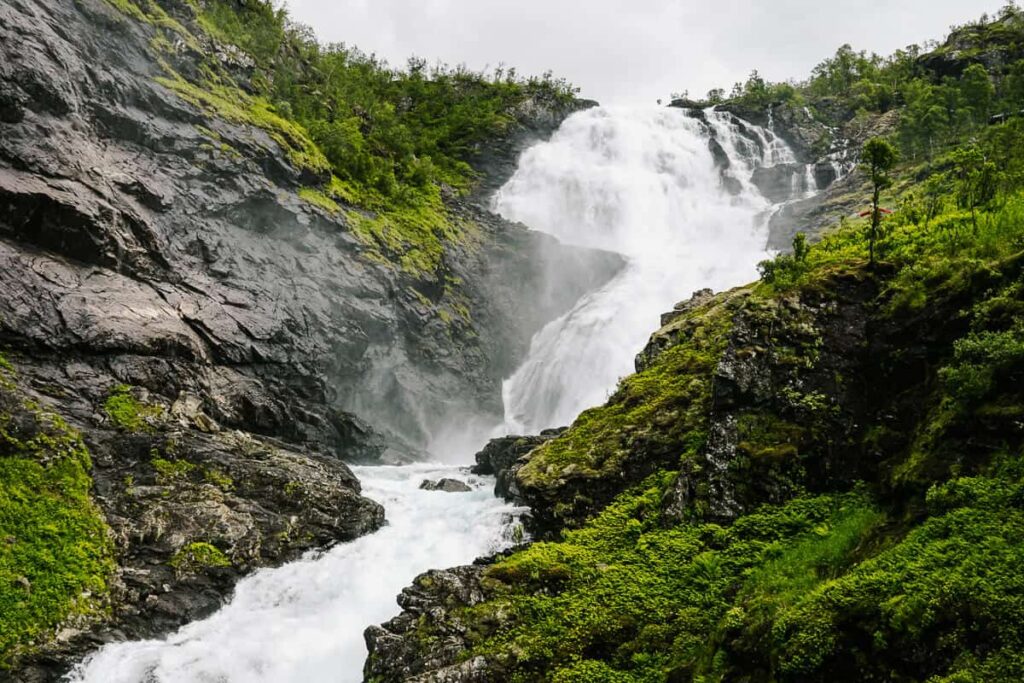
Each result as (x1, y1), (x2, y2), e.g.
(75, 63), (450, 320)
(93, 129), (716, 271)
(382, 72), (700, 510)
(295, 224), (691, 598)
(66, 465), (520, 683)
(68, 104), (806, 683)
(494, 106), (777, 433)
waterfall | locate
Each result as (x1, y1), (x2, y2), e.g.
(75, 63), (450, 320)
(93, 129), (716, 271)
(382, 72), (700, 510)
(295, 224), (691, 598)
(494, 105), (779, 434)
(66, 105), (804, 683)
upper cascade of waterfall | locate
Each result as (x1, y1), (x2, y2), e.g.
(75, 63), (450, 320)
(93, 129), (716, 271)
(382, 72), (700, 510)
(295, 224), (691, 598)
(493, 105), (814, 434)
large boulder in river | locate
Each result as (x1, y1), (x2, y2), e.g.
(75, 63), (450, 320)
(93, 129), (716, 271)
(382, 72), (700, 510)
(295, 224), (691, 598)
(420, 478), (473, 492)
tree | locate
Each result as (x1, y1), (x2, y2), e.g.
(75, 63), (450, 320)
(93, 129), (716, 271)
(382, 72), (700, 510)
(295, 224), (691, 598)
(949, 145), (1002, 232)
(861, 138), (899, 266)
(959, 64), (994, 128)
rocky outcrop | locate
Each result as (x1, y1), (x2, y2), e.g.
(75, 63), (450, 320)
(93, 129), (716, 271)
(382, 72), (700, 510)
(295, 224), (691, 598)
(363, 248), (1022, 681)
(420, 478), (473, 492)
(364, 564), (497, 683)
(766, 110), (899, 250)
(0, 0), (617, 676)
(469, 428), (564, 500)
(716, 101), (830, 164)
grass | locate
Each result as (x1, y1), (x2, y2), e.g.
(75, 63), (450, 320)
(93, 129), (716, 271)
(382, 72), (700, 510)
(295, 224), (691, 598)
(455, 484), (879, 682)
(103, 385), (163, 433)
(169, 542), (231, 573)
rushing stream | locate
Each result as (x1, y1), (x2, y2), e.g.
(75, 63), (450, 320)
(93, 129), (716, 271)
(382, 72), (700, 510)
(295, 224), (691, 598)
(69, 106), (810, 682)
(67, 465), (520, 682)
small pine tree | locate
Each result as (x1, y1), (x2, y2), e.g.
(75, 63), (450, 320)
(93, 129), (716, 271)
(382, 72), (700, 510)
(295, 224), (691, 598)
(861, 138), (899, 266)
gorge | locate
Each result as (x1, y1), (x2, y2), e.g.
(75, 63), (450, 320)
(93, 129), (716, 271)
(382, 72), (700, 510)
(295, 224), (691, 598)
(63, 102), (818, 682)
(3, 1), (1024, 682)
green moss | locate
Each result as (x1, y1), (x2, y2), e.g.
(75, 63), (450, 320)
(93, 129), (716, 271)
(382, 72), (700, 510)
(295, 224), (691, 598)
(202, 467), (233, 491)
(0, 395), (115, 666)
(102, 385), (163, 433)
(298, 186), (340, 214)
(346, 186), (472, 276)
(736, 412), (804, 461)
(169, 542), (231, 573)
(151, 457), (196, 484)
(155, 71), (330, 177)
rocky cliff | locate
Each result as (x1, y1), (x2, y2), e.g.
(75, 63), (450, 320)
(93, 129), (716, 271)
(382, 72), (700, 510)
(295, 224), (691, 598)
(0, 0), (618, 676)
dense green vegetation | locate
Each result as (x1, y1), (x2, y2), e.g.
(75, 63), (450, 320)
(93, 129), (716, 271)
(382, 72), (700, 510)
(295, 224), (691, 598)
(437, 161), (1024, 680)
(0, 366), (115, 668)
(104, 0), (577, 274)
(697, 3), (1024, 161)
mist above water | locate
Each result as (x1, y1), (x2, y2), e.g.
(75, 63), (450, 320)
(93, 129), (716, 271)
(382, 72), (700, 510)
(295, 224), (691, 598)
(494, 105), (776, 433)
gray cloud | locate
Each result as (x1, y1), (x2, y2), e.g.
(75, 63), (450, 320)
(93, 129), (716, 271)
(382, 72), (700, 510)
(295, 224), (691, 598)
(285, 0), (1007, 104)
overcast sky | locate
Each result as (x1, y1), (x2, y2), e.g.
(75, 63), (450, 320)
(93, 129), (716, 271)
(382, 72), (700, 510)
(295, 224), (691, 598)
(284, 0), (1008, 104)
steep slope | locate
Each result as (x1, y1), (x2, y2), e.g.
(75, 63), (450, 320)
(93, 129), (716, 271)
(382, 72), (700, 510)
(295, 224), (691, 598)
(366, 200), (1024, 683)
(0, 0), (618, 676)
(364, 10), (1024, 680)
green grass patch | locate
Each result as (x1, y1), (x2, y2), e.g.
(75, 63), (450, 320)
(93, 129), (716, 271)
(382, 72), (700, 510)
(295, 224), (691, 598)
(464, 482), (876, 682)
(169, 542), (231, 573)
(103, 385), (163, 433)
(0, 396), (115, 666)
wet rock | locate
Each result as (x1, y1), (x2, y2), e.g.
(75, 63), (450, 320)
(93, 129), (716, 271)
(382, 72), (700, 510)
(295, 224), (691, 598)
(365, 565), (505, 682)
(751, 162), (805, 203)
(420, 478), (473, 493)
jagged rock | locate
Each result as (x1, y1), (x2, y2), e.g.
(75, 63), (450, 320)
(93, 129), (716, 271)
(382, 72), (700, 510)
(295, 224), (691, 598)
(471, 429), (564, 500)
(420, 478), (473, 493)
(708, 137), (730, 170)
(750, 162), (805, 203)
(364, 565), (503, 683)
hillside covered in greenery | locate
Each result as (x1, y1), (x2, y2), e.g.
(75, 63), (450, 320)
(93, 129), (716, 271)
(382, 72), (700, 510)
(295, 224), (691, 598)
(366, 6), (1024, 682)
(108, 0), (578, 274)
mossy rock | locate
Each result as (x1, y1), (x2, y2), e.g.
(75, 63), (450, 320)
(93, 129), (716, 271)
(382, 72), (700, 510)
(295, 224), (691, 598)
(0, 382), (115, 667)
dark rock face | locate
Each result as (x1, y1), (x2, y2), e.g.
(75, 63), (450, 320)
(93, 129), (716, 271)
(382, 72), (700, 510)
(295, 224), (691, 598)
(420, 478), (473, 493)
(364, 565), (498, 683)
(750, 163), (805, 203)
(470, 429), (563, 500)
(0, 0), (616, 676)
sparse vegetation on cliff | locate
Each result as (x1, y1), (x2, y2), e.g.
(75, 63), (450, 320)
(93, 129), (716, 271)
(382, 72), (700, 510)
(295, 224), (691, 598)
(102, 0), (578, 274)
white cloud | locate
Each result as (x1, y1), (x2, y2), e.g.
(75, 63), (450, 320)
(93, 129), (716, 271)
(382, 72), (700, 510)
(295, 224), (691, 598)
(285, 0), (1008, 104)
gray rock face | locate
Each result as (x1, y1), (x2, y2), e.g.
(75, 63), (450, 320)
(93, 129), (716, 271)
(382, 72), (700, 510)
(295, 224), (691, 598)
(419, 478), (473, 493)
(0, 0), (619, 676)
(766, 110), (899, 251)
(364, 564), (503, 683)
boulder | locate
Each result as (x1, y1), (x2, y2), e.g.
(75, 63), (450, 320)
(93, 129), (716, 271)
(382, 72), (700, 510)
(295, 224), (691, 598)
(420, 478), (473, 493)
